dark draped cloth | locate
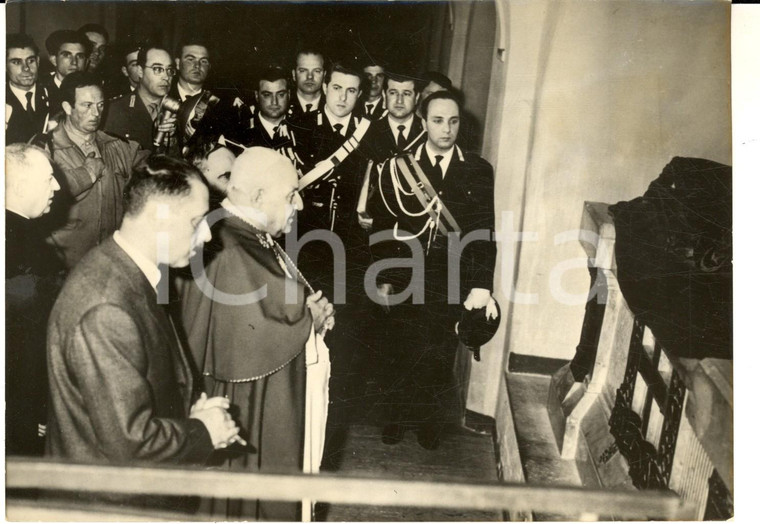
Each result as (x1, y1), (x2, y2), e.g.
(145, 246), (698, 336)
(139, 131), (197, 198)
(179, 210), (312, 520)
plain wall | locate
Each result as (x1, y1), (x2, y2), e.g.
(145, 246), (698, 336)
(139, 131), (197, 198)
(467, 0), (731, 416)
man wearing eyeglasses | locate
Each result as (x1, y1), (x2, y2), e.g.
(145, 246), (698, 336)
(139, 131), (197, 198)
(170, 38), (211, 103)
(6, 33), (50, 143)
(104, 45), (179, 153)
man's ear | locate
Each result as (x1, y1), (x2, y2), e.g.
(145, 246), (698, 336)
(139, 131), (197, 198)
(421, 118), (427, 132)
(120, 65), (128, 77)
(414, 93), (420, 106)
(62, 100), (73, 117)
(175, 58), (181, 70)
(292, 69), (296, 83)
(137, 65), (144, 81)
(254, 91), (260, 105)
(322, 83), (327, 96)
(49, 55), (57, 67)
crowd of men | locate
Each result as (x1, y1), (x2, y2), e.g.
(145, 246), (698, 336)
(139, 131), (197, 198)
(6, 25), (497, 519)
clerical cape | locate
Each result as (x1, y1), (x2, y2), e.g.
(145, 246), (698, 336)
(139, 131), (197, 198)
(179, 206), (329, 520)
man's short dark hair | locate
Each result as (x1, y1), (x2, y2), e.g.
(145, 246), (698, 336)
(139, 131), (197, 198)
(174, 37), (210, 60)
(60, 71), (103, 106)
(361, 56), (386, 71)
(7, 33), (39, 57)
(324, 60), (362, 86)
(185, 133), (224, 168)
(294, 46), (325, 67)
(124, 155), (204, 217)
(420, 90), (462, 120)
(45, 30), (92, 57)
(421, 71), (453, 92)
(121, 41), (142, 63)
(78, 23), (109, 43)
(257, 66), (291, 90)
(383, 71), (420, 93)
(137, 44), (169, 67)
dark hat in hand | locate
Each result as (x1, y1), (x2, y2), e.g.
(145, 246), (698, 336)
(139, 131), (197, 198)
(457, 299), (501, 349)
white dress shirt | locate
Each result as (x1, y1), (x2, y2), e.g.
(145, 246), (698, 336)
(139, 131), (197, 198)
(9, 83), (36, 111)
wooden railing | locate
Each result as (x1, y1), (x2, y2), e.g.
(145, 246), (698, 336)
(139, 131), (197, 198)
(6, 457), (698, 521)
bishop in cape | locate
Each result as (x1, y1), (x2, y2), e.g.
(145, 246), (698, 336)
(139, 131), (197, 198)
(179, 147), (334, 520)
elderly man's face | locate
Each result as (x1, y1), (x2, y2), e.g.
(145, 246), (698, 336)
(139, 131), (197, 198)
(259, 163), (303, 238)
(176, 45), (210, 86)
(256, 78), (290, 121)
(323, 71), (362, 119)
(12, 150), (60, 218)
(64, 85), (105, 134)
(51, 43), (88, 80)
(7, 47), (39, 89)
(85, 31), (107, 72)
(139, 48), (174, 97)
(293, 53), (324, 96)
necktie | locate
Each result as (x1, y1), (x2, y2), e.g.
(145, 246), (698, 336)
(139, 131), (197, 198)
(148, 103), (159, 121)
(396, 125), (407, 150)
(431, 155), (444, 187)
(25, 92), (34, 113)
(333, 123), (344, 135)
(305, 103), (313, 113)
(366, 103), (374, 116)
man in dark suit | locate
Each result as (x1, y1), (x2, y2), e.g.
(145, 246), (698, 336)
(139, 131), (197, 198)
(105, 41), (141, 99)
(363, 71), (425, 165)
(357, 71), (425, 230)
(6, 144), (61, 456)
(233, 67), (300, 162)
(104, 44), (178, 153)
(359, 60), (386, 121)
(288, 47), (325, 120)
(289, 60), (371, 301)
(46, 155), (241, 476)
(41, 30), (90, 119)
(371, 90), (497, 450)
(6, 34), (51, 144)
(78, 23), (109, 74)
(170, 38), (210, 103)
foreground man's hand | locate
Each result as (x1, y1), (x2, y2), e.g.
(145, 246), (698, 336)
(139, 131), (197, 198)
(307, 290), (335, 334)
(190, 392), (245, 449)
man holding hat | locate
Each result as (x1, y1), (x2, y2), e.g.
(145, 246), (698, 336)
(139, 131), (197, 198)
(370, 90), (498, 450)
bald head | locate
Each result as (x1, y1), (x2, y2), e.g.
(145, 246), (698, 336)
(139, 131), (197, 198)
(228, 147), (303, 237)
(6, 143), (60, 218)
(229, 147), (298, 193)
